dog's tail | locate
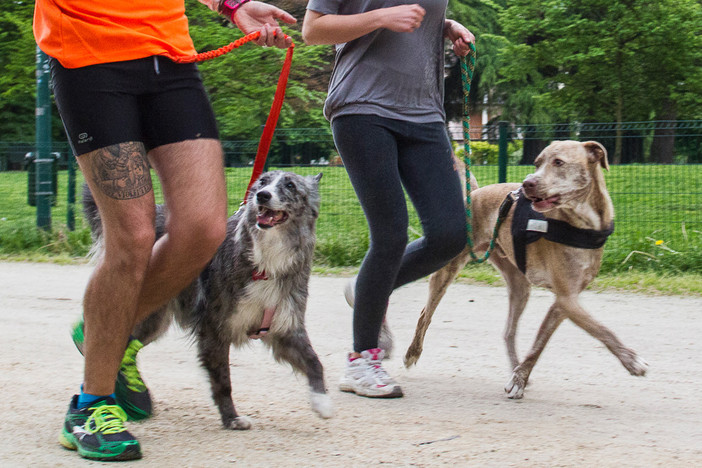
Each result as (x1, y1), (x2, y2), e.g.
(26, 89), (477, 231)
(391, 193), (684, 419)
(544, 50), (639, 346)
(81, 184), (105, 261)
(82, 184), (102, 237)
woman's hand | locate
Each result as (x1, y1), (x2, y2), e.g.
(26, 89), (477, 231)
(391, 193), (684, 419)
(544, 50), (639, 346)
(382, 4), (426, 33)
(234, 1), (296, 48)
(444, 20), (475, 57)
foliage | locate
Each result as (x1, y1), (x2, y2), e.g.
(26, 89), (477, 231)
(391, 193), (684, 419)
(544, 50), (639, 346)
(494, 0), (702, 125)
(454, 140), (522, 165)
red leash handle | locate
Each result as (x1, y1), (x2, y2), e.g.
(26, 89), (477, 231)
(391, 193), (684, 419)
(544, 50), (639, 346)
(170, 30), (268, 63)
(168, 31), (295, 203)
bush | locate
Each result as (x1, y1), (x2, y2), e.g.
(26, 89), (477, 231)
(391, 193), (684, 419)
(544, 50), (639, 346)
(453, 140), (524, 166)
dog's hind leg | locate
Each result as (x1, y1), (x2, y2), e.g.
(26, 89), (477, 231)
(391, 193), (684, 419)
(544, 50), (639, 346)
(489, 252), (531, 371)
(505, 303), (566, 399)
(131, 307), (172, 346)
(404, 249), (470, 368)
(561, 298), (648, 377)
(270, 332), (334, 419)
(197, 327), (252, 430)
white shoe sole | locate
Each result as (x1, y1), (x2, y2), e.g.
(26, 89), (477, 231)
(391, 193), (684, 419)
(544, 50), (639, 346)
(339, 378), (403, 398)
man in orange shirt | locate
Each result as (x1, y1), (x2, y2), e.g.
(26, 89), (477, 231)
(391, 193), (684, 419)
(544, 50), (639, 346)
(33, 0), (295, 461)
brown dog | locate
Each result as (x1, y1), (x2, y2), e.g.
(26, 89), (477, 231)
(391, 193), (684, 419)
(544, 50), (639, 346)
(404, 140), (648, 399)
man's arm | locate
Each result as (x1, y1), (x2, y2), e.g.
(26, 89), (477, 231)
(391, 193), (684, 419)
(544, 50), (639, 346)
(198, 0), (296, 48)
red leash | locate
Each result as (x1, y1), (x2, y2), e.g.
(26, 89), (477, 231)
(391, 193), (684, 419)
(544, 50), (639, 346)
(169, 31), (295, 203)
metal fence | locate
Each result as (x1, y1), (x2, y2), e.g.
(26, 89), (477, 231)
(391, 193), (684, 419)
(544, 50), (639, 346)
(1, 120), (700, 241)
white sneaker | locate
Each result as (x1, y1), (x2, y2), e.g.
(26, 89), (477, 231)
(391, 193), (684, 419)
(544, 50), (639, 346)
(339, 348), (403, 398)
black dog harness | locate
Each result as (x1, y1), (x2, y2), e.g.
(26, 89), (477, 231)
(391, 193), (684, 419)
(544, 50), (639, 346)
(509, 190), (614, 274)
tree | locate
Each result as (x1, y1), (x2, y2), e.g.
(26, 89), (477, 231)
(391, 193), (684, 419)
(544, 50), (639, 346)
(496, 0), (702, 163)
(185, 0), (332, 144)
(0, 1), (57, 142)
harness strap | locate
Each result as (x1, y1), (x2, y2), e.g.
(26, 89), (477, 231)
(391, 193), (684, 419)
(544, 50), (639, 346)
(511, 190), (615, 274)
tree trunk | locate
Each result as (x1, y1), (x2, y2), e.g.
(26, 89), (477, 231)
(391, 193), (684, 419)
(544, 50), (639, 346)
(649, 99), (677, 164)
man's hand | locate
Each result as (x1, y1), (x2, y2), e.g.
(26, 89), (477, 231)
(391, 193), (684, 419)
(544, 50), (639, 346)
(234, 1), (296, 48)
(444, 20), (475, 57)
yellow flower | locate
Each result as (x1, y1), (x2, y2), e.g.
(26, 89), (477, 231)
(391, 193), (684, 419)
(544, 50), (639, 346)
(655, 240), (664, 245)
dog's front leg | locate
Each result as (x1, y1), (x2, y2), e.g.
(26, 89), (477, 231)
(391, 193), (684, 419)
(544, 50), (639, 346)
(271, 331), (334, 419)
(197, 329), (252, 430)
(488, 253), (531, 371)
(505, 303), (565, 399)
(562, 297), (648, 377)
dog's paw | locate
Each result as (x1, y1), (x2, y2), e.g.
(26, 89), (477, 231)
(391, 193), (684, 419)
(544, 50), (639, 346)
(224, 415), (253, 430)
(621, 349), (648, 377)
(504, 372), (526, 399)
(403, 348), (422, 368)
(310, 391), (334, 419)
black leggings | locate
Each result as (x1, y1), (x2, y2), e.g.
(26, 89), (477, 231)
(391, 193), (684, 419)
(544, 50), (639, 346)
(332, 115), (467, 352)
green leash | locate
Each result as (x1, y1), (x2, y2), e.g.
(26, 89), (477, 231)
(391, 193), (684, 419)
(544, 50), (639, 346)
(460, 45), (510, 263)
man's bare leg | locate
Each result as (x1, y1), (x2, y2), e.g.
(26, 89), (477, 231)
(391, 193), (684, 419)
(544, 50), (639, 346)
(134, 138), (227, 322)
(77, 139), (226, 395)
(77, 142), (157, 396)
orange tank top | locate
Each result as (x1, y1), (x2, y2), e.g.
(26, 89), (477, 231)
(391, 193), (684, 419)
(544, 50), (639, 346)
(33, 0), (197, 68)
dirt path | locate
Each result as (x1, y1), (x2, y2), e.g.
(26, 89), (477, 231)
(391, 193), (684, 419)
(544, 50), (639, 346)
(1, 261), (701, 467)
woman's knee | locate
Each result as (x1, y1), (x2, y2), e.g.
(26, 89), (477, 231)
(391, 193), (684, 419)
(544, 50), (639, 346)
(427, 223), (467, 261)
(370, 229), (408, 262)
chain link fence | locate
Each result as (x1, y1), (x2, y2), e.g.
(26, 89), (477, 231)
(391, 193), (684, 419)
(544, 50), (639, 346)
(1, 121), (700, 263)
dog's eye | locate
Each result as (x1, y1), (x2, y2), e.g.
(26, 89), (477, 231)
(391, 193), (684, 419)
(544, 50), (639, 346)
(286, 182), (296, 190)
(553, 158), (564, 167)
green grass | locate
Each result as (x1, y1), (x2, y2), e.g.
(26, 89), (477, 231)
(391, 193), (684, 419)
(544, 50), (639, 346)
(1, 164), (701, 295)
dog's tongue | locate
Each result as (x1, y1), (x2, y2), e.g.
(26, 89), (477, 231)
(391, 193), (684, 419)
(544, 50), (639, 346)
(533, 195), (560, 211)
(257, 209), (285, 227)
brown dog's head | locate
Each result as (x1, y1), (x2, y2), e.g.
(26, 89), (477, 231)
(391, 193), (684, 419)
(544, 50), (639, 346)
(522, 140), (608, 213)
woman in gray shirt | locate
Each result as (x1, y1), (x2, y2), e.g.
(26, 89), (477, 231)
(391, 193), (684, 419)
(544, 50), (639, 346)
(303, 0), (474, 398)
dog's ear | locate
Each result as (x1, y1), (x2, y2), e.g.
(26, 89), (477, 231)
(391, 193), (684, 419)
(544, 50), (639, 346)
(583, 141), (609, 171)
(312, 173), (323, 184)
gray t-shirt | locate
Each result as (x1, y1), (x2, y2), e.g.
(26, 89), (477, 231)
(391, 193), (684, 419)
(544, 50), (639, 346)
(306, 0), (448, 123)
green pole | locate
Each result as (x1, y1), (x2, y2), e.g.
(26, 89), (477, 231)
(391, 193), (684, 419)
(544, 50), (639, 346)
(498, 121), (508, 183)
(35, 47), (52, 230)
(67, 155), (76, 231)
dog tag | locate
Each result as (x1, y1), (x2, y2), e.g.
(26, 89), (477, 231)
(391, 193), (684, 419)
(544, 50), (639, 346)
(527, 219), (548, 233)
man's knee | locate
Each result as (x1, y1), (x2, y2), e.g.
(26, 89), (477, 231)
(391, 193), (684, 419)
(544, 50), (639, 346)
(103, 224), (156, 274)
(169, 210), (227, 263)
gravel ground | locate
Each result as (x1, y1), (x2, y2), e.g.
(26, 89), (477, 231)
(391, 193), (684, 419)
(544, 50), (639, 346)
(1, 261), (701, 467)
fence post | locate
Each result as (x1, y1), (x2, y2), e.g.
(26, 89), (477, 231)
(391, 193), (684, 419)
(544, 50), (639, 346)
(498, 121), (508, 183)
(35, 47), (52, 230)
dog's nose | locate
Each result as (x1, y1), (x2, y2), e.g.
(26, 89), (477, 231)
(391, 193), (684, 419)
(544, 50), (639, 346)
(522, 176), (537, 192)
(256, 191), (272, 203)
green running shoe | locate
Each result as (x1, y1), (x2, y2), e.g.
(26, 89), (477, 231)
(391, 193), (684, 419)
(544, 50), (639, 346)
(59, 395), (142, 461)
(115, 339), (153, 421)
(71, 319), (153, 421)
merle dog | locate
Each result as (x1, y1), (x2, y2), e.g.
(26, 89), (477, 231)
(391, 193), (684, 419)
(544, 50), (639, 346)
(84, 170), (332, 429)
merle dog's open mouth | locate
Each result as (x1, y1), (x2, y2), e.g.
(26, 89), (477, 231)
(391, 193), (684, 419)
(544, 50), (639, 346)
(257, 206), (289, 229)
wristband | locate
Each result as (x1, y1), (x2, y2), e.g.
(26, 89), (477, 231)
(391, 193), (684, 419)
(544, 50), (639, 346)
(220, 0), (251, 21)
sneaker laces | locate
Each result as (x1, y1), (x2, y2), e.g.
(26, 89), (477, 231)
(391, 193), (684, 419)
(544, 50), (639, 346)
(85, 405), (129, 435)
(120, 340), (147, 392)
(365, 360), (394, 386)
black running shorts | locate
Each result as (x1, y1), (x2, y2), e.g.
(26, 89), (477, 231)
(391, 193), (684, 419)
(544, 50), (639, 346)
(49, 56), (219, 156)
